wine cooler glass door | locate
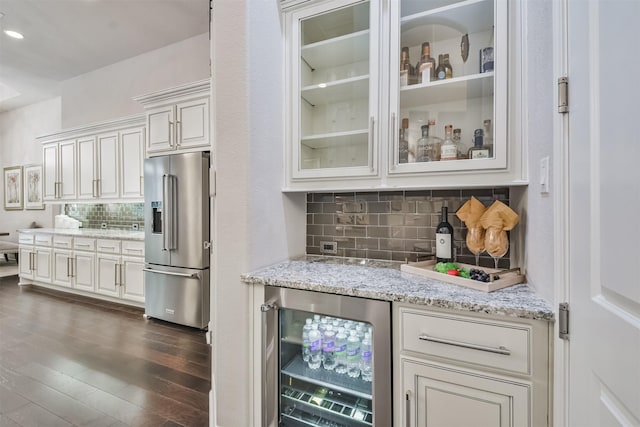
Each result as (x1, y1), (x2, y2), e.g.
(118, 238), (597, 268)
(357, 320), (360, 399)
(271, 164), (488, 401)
(263, 287), (391, 427)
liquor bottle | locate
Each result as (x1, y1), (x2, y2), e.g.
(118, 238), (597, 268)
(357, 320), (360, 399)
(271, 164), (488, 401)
(436, 206), (454, 263)
(400, 46), (416, 86)
(440, 124), (458, 161)
(435, 54), (446, 80)
(444, 53), (453, 79)
(453, 128), (466, 159)
(468, 128), (491, 159)
(399, 118), (410, 163)
(415, 42), (436, 84)
(415, 125), (432, 162)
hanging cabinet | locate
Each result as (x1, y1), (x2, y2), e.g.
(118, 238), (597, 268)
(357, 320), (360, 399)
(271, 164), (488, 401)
(283, 0), (525, 191)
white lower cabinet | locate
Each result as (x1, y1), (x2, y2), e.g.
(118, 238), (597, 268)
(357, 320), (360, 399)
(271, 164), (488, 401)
(19, 232), (144, 306)
(394, 303), (551, 427)
(403, 359), (529, 427)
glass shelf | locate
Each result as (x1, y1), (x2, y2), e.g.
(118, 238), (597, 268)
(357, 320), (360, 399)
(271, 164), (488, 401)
(400, 72), (494, 108)
(301, 76), (369, 106)
(302, 30), (370, 70)
(301, 130), (368, 150)
(282, 355), (372, 400)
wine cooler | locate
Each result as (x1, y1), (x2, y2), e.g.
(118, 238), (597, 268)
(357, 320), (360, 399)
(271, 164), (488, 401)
(261, 287), (391, 426)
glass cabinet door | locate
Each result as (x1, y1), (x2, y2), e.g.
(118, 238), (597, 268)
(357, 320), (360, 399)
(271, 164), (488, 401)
(389, 0), (507, 174)
(289, 0), (379, 179)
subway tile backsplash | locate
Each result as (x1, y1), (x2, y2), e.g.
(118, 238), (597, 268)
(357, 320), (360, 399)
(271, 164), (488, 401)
(306, 188), (510, 268)
(65, 203), (144, 230)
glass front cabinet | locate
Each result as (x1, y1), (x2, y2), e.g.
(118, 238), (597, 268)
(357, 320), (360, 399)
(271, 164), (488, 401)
(283, 0), (524, 190)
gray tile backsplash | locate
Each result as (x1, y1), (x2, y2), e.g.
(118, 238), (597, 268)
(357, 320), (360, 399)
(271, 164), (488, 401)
(306, 189), (510, 268)
(65, 203), (144, 230)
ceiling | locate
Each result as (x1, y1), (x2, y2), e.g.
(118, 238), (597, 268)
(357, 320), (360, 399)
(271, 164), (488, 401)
(0, 0), (209, 113)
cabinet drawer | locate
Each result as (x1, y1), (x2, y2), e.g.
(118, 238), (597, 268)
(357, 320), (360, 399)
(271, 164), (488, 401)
(73, 237), (96, 251)
(19, 234), (34, 245)
(53, 235), (73, 249)
(401, 309), (531, 375)
(121, 240), (144, 257)
(34, 234), (53, 247)
(96, 239), (121, 254)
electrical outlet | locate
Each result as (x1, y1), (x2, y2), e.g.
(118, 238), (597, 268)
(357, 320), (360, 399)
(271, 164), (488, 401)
(131, 223), (139, 230)
(101, 222), (107, 229)
(320, 241), (338, 255)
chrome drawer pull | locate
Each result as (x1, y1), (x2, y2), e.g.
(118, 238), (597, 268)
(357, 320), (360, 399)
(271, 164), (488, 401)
(418, 334), (511, 355)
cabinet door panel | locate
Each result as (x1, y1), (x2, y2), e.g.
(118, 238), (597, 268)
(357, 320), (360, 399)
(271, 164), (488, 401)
(176, 98), (209, 149)
(403, 359), (529, 427)
(96, 254), (120, 297)
(121, 256), (144, 303)
(120, 127), (144, 198)
(19, 247), (34, 279)
(53, 249), (73, 287)
(74, 251), (95, 292)
(77, 136), (97, 200)
(34, 248), (52, 282)
(147, 107), (174, 154)
(59, 140), (76, 200)
(97, 132), (120, 199)
(43, 144), (58, 201)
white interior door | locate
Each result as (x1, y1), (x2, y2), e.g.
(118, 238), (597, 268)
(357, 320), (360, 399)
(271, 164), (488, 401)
(567, 1), (640, 425)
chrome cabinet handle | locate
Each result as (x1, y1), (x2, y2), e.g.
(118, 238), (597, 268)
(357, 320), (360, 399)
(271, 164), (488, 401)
(368, 116), (375, 172)
(390, 113), (397, 170)
(418, 334), (511, 355)
(168, 119), (174, 147)
(405, 390), (412, 427)
(142, 267), (198, 278)
(119, 263), (124, 287)
(176, 120), (182, 146)
(67, 257), (71, 278)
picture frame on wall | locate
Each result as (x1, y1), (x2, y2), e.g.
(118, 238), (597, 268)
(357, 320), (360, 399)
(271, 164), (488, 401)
(24, 164), (44, 210)
(3, 165), (23, 210)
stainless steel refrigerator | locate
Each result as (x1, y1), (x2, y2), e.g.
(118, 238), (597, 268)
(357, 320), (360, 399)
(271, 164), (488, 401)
(143, 151), (210, 329)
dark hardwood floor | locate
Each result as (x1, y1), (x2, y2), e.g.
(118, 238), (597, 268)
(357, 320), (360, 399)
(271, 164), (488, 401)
(0, 275), (210, 426)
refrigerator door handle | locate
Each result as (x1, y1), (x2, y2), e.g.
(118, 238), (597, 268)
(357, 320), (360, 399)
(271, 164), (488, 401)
(162, 174), (171, 251)
(142, 267), (199, 279)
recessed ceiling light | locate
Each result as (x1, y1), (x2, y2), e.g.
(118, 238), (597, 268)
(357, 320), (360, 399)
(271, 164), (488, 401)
(4, 30), (24, 39)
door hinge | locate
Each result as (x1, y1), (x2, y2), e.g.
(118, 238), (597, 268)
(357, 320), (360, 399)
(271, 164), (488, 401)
(260, 303), (278, 312)
(558, 77), (569, 113)
(559, 302), (569, 340)
(203, 241), (212, 250)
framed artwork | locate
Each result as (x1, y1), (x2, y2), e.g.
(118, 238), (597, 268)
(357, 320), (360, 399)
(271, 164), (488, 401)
(3, 166), (23, 210)
(24, 164), (44, 210)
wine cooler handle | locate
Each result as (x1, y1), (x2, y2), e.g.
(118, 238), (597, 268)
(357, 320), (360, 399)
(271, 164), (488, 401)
(261, 303), (277, 427)
(418, 334), (511, 355)
(405, 390), (412, 427)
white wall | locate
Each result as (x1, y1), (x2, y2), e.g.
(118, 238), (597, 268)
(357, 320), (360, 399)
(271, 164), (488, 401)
(61, 33), (210, 128)
(523, 0), (555, 303)
(211, 0), (305, 425)
(0, 97), (61, 238)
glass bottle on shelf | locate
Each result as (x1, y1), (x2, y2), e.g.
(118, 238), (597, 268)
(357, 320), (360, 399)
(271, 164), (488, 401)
(453, 128), (466, 159)
(483, 119), (494, 156)
(400, 46), (416, 86)
(435, 54), (446, 80)
(415, 42), (436, 84)
(468, 128), (492, 159)
(399, 118), (410, 163)
(440, 125), (458, 161)
(415, 125), (432, 162)
(444, 53), (453, 79)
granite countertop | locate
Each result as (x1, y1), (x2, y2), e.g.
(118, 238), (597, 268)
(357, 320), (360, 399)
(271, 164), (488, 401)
(242, 256), (554, 321)
(17, 228), (144, 241)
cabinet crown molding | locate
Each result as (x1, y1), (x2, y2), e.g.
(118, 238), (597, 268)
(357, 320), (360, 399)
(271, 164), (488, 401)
(133, 78), (211, 108)
(36, 114), (145, 144)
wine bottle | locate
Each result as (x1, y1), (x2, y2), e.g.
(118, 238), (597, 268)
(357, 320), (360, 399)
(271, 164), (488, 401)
(436, 206), (454, 263)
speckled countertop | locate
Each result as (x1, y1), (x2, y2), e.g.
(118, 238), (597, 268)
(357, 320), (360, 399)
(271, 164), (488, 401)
(17, 228), (144, 241)
(242, 256), (554, 321)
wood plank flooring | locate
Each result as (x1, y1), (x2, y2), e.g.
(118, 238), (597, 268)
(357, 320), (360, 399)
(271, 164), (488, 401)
(0, 275), (210, 426)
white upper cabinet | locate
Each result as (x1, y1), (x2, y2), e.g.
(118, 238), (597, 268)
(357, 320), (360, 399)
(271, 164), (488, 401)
(133, 79), (211, 157)
(282, 0), (525, 191)
(39, 116), (146, 203)
(286, 0), (380, 180)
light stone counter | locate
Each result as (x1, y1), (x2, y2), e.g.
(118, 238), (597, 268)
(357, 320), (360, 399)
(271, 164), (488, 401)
(242, 256), (554, 321)
(17, 228), (144, 241)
